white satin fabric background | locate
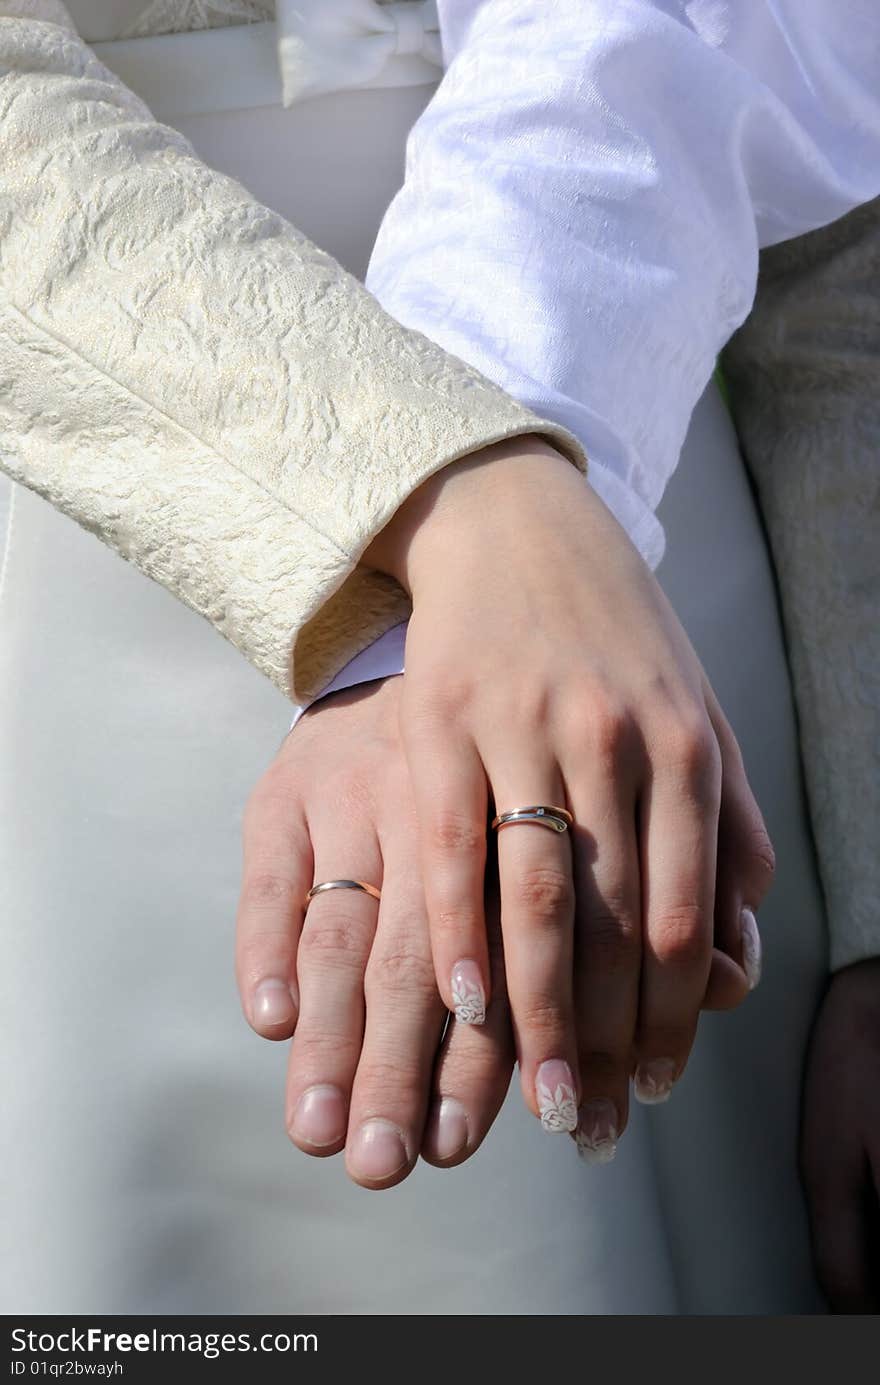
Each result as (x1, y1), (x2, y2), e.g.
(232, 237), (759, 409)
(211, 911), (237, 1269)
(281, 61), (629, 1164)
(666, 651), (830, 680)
(0, 22), (828, 1313)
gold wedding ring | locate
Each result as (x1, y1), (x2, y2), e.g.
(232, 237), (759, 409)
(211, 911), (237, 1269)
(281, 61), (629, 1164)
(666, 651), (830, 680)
(491, 804), (573, 834)
(305, 879), (382, 908)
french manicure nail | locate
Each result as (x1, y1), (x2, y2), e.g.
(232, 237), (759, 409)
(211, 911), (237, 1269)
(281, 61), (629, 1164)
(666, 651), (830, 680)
(740, 906), (762, 990)
(253, 978), (298, 1028)
(536, 1059), (578, 1133)
(289, 1084), (346, 1148)
(426, 1097), (469, 1161)
(450, 960), (486, 1025)
(575, 1099), (619, 1165)
(633, 1058), (677, 1105)
(349, 1119), (409, 1181)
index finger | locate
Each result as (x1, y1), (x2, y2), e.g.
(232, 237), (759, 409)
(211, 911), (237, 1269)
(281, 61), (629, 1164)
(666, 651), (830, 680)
(235, 773), (312, 1039)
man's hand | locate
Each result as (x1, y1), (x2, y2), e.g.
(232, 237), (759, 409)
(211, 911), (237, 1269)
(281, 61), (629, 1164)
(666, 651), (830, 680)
(234, 673), (515, 1188)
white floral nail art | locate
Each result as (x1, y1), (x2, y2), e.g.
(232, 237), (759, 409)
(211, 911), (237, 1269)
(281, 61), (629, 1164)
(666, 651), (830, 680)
(740, 907), (762, 990)
(537, 1081), (578, 1133)
(633, 1058), (677, 1105)
(451, 975), (486, 1025)
(576, 1126), (617, 1164)
(574, 1100), (618, 1164)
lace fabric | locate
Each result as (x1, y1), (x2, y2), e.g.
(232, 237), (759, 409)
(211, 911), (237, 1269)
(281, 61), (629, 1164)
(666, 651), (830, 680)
(116, 0), (274, 40)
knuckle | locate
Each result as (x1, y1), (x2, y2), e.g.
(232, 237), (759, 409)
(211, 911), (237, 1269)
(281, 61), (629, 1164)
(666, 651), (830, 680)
(516, 996), (568, 1043)
(655, 710), (721, 792)
(650, 903), (709, 969)
(356, 1057), (425, 1108)
(515, 865), (574, 924)
(292, 1028), (361, 1072)
(299, 908), (371, 967)
(428, 809), (486, 857)
(365, 945), (438, 1000)
(587, 696), (636, 763)
(239, 869), (300, 914)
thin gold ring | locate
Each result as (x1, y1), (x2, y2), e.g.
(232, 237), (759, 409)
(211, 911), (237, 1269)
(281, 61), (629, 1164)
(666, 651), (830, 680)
(491, 804), (573, 834)
(305, 879), (382, 908)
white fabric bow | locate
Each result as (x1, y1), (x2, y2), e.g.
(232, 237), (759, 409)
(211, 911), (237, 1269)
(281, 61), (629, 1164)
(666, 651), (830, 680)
(276, 0), (443, 106)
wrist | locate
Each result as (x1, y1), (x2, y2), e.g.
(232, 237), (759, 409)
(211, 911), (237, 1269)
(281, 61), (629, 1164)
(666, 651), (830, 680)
(360, 433), (580, 595)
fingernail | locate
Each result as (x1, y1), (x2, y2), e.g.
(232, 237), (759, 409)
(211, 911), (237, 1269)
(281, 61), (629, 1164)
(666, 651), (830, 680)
(574, 1099), (619, 1165)
(536, 1059), (578, 1133)
(633, 1058), (677, 1105)
(425, 1097), (469, 1161)
(450, 960), (486, 1025)
(253, 978), (298, 1029)
(740, 906), (762, 990)
(289, 1084), (346, 1149)
(349, 1119), (409, 1181)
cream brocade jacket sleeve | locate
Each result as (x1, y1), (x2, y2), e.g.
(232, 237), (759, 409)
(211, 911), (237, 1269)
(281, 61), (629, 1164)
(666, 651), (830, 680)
(0, 0), (587, 705)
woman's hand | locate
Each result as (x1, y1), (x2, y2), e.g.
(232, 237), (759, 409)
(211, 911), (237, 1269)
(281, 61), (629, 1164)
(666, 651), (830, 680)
(234, 674), (515, 1189)
(801, 959), (880, 1311)
(362, 434), (771, 1144)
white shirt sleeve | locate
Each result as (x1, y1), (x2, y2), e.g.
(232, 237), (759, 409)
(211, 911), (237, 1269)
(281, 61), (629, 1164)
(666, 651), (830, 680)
(288, 621), (407, 729)
(289, 0), (880, 729)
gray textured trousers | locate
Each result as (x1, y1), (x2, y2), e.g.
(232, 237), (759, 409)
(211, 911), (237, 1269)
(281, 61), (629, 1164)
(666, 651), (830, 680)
(722, 198), (880, 974)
